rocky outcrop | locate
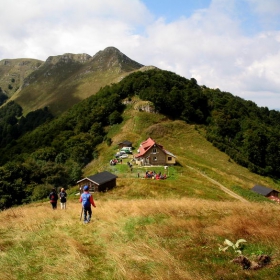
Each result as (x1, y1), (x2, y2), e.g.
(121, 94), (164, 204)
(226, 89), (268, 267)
(45, 53), (92, 65)
(134, 100), (156, 113)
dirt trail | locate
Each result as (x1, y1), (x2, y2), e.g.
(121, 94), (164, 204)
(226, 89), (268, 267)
(185, 165), (248, 203)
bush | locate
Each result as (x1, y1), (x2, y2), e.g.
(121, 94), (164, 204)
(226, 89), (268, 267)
(31, 184), (53, 201)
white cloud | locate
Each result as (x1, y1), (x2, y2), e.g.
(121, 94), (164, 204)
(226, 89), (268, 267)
(0, 0), (280, 109)
(247, 0), (280, 15)
(0, 0), (152, 58)
(126, 1), (280, 109)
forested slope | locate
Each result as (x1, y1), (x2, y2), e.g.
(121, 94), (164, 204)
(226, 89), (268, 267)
(0, 69), (279, 210)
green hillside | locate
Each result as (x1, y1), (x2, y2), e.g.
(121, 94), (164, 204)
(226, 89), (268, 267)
(1, 104), (280, 279)
(1, 68), (280, 211)
(85, 101), (278, 199)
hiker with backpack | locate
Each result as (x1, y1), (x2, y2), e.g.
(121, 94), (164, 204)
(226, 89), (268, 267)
(59, 188), (67, 209)
(79, 185), (96, 224)
(49, 188), (58, 209)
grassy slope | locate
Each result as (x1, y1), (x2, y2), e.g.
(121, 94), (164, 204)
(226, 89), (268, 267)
(0, 58), (43, 99)
(1, 102), (280, 280)
(8, 49), (144, 116)
(13, 65), (134, 116)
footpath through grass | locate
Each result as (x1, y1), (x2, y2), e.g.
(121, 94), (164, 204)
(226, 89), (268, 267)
(0, 198), (280, 280)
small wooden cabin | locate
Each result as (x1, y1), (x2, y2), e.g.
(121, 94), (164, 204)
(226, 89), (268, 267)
(77, 171), (117, 193)
(251, 185), (279, 198)
(118, 140), (132, 149)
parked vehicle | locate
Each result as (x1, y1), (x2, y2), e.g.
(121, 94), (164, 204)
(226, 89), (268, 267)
(122, 146), (132, 150)
(115, 151), (126, 158)
(119, 153), (128, 159)
(120, 147), (132, 154)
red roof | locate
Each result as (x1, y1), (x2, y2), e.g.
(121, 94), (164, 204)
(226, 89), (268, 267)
(135, 137), (164, 158)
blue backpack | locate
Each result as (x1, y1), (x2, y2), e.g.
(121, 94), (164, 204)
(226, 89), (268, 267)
(81, 193), (91, 207)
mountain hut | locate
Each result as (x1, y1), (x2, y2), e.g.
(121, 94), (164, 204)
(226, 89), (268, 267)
(77, 171), (117, 193)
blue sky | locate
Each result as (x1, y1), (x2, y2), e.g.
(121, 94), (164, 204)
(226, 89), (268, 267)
(142, 0), (280, 34)
(141, 0), (212, 22)
(0, 0), (280, 110)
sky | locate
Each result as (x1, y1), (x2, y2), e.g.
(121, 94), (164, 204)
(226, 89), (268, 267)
(1, 0), (280, 110)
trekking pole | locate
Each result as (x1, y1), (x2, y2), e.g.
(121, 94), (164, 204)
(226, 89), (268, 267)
(80, 207), (83, 221)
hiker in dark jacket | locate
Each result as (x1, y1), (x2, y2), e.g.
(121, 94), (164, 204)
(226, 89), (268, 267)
(59, 188), (67, 210)
(79, 185), (96, 224)
(49, 188), (58, 209)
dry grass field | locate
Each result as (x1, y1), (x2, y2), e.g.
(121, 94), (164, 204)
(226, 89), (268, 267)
(0, 198), (280, 280)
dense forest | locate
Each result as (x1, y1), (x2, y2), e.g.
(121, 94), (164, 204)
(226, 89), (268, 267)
(0, 87), (8, 106)
(0, 69), (280, 209)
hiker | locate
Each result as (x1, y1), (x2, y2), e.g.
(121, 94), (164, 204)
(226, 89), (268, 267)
(59, 188), (67, 209)
(79, 185), (96, 224)
(49, 188), (58, 209)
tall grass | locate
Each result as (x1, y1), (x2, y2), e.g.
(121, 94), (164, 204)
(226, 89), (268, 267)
(0, 198), (280, 280)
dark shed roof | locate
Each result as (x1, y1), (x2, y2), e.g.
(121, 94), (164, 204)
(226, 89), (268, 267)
(251, 185), (277, 196)
(118, 140), (132, 146)
(77, 171), (117, 186)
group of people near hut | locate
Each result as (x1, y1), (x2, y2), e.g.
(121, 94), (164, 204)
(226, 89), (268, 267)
(145, 170), (167, 180)
(110, 158), (122, 165)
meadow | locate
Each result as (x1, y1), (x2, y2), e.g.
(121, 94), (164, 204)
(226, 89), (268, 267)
(0, 196), (280, 280)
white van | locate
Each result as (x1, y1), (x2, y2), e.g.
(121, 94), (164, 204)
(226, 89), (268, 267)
(120, 147), (132, 154)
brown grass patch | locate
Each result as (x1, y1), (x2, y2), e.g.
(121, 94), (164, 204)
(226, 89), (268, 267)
(1, 197), (280, 279)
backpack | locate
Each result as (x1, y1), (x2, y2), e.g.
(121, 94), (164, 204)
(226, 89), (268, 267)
(81, 193), (91, 207)
(60, 192), (67, 203)
(49, 192), (58, 201)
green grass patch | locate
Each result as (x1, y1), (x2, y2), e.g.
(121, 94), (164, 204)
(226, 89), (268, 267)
(124, 214), (167, 240)
(231, 185), (275, 203)
(109, 161), (177, 179)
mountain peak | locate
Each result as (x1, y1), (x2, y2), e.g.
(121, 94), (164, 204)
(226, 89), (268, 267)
(2, 47), (145, 115)
(103, 46), (121, 53)
(92, 46), (143, 72)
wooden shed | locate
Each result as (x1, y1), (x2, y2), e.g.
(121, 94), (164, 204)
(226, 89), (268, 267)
(118, 140), (132, 149)
(77, 171), (117, 193)
(251, 185), (279, 198)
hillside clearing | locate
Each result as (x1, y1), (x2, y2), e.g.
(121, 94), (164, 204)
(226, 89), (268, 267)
(185, 164), (248, 202)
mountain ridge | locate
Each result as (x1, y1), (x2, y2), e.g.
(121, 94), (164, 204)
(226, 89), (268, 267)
(0, 47), (146, 115)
